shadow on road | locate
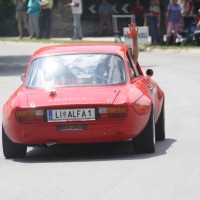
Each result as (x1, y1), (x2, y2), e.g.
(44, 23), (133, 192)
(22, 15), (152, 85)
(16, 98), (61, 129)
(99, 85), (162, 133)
(13, 138), (176, 163)
(0, 56), (30, 76)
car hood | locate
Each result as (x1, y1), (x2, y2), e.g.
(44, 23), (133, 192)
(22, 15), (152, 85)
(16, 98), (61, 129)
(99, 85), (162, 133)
(25, 87), (121, 108)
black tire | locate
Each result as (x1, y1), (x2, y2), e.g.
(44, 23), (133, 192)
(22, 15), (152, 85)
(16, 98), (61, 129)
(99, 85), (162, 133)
(156, 100), (165, 141)
(132, 108), (155, 153)
(2, 125), (27, 159)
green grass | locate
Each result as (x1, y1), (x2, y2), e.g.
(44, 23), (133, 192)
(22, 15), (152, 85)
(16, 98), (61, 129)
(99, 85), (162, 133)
(0, 37), (114, 44)
(145, 44), (200, 49)
(0, 37), (199, 50)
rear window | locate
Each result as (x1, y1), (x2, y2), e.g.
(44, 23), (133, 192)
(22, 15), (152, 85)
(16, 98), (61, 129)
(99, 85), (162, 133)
(25, 54), (126, 88)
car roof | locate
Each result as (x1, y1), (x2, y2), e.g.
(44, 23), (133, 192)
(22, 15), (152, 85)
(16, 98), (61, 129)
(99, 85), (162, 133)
(30, 43), (130, 61)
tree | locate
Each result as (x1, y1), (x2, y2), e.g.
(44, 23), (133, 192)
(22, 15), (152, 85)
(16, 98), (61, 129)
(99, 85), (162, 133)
(0, 0), (17, 36)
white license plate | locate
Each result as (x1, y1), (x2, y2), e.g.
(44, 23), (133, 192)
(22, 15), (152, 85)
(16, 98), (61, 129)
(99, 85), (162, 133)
(47, 108), (95, 122)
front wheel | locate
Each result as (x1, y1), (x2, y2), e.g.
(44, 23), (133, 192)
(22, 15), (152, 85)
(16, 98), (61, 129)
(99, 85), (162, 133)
(2, 125), (27, 159)
(132, 108), (155, 153)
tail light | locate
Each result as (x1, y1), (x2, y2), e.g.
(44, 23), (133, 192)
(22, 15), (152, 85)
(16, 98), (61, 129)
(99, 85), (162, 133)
(16, 110), (44, 122)
(98, 107), (127, 119)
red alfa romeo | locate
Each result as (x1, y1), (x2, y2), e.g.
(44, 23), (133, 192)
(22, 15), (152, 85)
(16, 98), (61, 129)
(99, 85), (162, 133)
(2, 43), (165, 158)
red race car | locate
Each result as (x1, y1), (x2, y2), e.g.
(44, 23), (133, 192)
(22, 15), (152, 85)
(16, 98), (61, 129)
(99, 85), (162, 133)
(2, 24), (165, 158)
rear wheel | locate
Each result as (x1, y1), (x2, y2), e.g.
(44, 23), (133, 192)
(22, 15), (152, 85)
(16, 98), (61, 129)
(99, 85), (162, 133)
(156, 100), (165, 141)
(132, 108), (155, 153)
(2, 125), (27, 159)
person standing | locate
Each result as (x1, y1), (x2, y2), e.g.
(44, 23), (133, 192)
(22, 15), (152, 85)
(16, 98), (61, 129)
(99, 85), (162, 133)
(27, 0), (40, 39)
(39, 0), (54, 39)
(131, 0), (146, 27)
(13, 0), (30, 39)
(98, 0), (113, 35)
(194, 9), (200, 45)
(166, 0), (182, 45)
(193, 0), (200, 15)
(68, 0), (83, 40)
(147, 0), (160, 45)
(182, 0), (194, 29)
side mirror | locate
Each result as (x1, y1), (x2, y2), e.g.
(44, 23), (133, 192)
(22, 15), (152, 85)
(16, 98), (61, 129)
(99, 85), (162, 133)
(146, 69), (153, 77)
(20, 73), (25, 82)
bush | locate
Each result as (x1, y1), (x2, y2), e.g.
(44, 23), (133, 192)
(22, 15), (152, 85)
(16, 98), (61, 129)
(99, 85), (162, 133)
(0, 0), (18, 36)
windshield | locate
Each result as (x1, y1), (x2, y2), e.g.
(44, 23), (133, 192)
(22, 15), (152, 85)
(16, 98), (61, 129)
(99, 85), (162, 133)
(25, 54), (126, 88)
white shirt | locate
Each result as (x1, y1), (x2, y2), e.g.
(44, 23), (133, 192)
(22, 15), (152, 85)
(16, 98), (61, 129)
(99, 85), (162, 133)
(72, 0), (82, 14)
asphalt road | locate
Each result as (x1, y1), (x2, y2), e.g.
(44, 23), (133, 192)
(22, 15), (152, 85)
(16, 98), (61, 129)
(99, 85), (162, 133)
(0, 41), (200, 200)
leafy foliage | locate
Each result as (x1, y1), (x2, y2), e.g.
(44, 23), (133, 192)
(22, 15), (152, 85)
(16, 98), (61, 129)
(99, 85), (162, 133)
(0, 0), (17, 36)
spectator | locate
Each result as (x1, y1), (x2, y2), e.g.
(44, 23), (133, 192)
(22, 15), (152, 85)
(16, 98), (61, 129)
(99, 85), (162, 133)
(182, 0), (194, 29)
(166, 0), (182, 45)
(147, 0), (160, 45)
(67, 0), (83, 40)
(98, 0), (113, 35)
(180, 0), (185, 13)
(27, 0), (40, 39)
(131, 0), (146, 27)
(194, 9), (200, 45)
(13, 0), (30, 39)
(39, 0), (54, 39)
(193, 0), (200, 15)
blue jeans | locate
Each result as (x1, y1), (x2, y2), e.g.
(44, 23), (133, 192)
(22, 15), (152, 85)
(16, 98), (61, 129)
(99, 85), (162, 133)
(39, 9), (51, 38)
(73, 14), (82, 39)
(148, 16), (159, 44)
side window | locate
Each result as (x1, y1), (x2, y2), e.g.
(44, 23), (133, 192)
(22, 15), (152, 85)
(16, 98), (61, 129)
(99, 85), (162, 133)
(127, 59), (135, 79)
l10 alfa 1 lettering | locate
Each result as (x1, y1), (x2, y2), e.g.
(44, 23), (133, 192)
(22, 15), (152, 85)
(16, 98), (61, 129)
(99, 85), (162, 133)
(47, 108), (96, 121)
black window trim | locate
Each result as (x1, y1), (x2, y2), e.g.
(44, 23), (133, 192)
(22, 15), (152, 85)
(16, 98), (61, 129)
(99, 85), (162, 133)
(126, 49), (141, 78)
